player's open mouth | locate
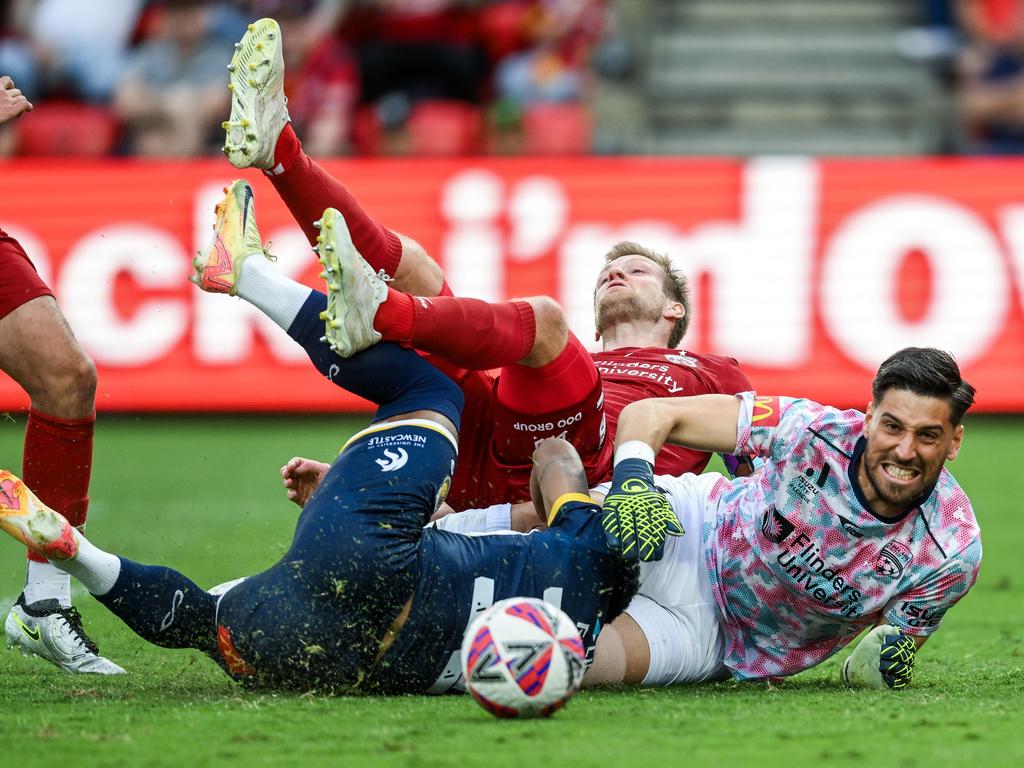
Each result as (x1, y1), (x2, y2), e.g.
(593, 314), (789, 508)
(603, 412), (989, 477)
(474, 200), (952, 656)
(882, 463), (918, 482)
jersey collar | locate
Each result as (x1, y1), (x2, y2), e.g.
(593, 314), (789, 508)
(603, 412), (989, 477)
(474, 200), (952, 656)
(847, 436), (935, 525)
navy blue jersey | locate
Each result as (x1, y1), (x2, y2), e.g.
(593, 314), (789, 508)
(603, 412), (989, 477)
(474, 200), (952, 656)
(212, 423), (634, 694)
(215, 420), (457, 691)
(363, 497), (637, 694)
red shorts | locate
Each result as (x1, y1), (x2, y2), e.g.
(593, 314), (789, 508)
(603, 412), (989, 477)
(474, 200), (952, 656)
(0, 230), (53, 319)
(444, 367), (612, 511)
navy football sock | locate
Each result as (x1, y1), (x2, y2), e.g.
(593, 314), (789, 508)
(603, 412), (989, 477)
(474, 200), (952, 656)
(95, 559), (218, 654)
(287, 292), (463, 428)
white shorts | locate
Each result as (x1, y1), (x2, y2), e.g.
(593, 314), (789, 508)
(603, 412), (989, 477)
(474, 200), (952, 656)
(623, 472), (728, 685)
(445, 475), (730, 685)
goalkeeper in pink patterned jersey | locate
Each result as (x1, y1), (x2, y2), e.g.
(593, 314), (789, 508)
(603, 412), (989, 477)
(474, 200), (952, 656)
(559, 346), (980, 689)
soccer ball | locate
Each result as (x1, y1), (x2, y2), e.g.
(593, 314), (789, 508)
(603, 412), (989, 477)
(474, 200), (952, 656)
(461, 597), (587, 718)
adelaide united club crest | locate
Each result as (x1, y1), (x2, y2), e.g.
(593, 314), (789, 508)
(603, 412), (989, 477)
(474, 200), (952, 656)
(874, 541), (912, 580)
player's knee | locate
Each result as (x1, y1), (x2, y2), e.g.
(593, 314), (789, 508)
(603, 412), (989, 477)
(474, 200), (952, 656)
(522, 296), (568, 367)
(33, 350), (96, 416)
(63, 350), (97, 403)
(527, 296), (568, 336)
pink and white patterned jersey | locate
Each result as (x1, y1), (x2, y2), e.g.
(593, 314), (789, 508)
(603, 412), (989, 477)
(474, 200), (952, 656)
(702, 392), (982, 680)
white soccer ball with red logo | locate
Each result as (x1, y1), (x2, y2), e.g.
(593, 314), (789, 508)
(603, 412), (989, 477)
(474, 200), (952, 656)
(461, 597), (587, 718)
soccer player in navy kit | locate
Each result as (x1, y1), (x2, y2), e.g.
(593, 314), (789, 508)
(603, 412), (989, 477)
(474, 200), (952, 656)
(0, 210), (641, 693)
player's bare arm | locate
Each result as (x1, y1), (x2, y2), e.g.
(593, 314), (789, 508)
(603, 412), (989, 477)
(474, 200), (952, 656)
(614, 394), (742, 455)
(529, 438), (590, 524)
(0, 76), (33, 124)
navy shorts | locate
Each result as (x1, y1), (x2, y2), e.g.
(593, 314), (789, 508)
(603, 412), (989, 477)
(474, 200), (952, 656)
(363, 495), (637, 694)
(215, 420), (457, 690)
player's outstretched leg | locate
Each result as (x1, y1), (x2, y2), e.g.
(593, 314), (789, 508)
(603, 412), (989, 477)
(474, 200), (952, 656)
(188, 185), (336, 368)
(187, 188), (462, 393)
(219, 18), (442, 296)
(0, 471), (125, 674)
(0, 470), (220, 661)
(315, 207), (388, 358)
(191, 179), (274, 295)
(222, 18), (289, 171)
(188, 187), (547, 380)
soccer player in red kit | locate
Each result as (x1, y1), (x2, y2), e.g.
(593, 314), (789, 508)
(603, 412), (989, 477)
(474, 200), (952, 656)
(205, 20), (752, 509)
(0, 77), (123, 673)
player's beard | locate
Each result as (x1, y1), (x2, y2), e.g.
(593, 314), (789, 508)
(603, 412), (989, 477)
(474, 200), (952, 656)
(861, 450), (937, 513)
(595, 291), (664, 338)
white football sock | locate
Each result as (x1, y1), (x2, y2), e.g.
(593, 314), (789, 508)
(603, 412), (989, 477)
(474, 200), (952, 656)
(55, 532), (122, 597)
(235, 256), (313, 331)
(23, 560), (72, 607)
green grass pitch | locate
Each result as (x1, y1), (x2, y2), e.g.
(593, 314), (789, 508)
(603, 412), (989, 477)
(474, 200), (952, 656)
(0, 414), (1021, 767)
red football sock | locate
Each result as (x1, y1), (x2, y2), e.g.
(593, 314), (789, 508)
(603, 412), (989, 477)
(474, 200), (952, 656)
(268, 128), (403, 278)
(22, 408), (94, 562)
(270, 122), (302, 173)
(374, 289), (536, 370)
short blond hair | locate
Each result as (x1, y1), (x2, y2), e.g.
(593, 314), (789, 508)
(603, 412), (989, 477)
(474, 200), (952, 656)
(601, 241), (691, 348)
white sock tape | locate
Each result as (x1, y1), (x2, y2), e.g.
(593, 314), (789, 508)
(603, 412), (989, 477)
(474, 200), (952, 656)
(614, 440), (656, 467)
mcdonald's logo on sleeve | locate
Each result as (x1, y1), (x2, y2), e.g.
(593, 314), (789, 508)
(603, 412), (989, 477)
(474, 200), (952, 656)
(751, 396), (782, 427)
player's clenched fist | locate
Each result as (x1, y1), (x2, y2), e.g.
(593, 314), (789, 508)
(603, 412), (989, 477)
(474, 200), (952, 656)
(0, 76), (33, 125)
(601, 456), (684, 562)
(842, 624), (917, 689)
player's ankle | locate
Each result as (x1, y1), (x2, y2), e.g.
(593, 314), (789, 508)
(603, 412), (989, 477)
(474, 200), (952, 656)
(265, 122), (301, 176)
(373, 288), (416, 341)
(24, 559), (72, 607)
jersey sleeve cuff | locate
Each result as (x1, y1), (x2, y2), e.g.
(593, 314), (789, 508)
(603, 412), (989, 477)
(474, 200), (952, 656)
(548, 492), (597, 526)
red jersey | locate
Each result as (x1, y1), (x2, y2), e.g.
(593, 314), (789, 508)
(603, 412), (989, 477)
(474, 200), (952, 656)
(591, 347), (752, 478)
(444, 346), (751, 511)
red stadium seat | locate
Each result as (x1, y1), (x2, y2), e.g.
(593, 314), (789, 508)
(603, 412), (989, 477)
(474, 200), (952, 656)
(522, 103), (591, 156)
(479, 1), (531, 62)
(14, 102), (119, 157)
(407, 101), (485, 157)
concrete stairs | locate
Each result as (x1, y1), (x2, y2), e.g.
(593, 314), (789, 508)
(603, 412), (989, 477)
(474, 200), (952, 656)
(610, 0), (946, 155)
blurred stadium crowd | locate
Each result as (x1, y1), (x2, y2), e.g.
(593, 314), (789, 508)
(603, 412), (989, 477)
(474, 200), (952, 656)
(0, 0), (619, 157)
(935, 0), (1024, 152)
(6, 0), (1024, 157)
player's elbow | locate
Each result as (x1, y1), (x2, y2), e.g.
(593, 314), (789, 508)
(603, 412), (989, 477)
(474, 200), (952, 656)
(531, 437), (586, 492)
(618, 398), (664, 429)
(532, 436), (577, 467)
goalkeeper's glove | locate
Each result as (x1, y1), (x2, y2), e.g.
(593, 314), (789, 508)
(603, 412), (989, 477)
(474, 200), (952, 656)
(601, 457), (684, 562)
(841, 625), (916, 690)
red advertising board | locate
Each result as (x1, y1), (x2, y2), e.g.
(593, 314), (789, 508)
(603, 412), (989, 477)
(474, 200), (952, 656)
(1, 157), (1023, 412)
